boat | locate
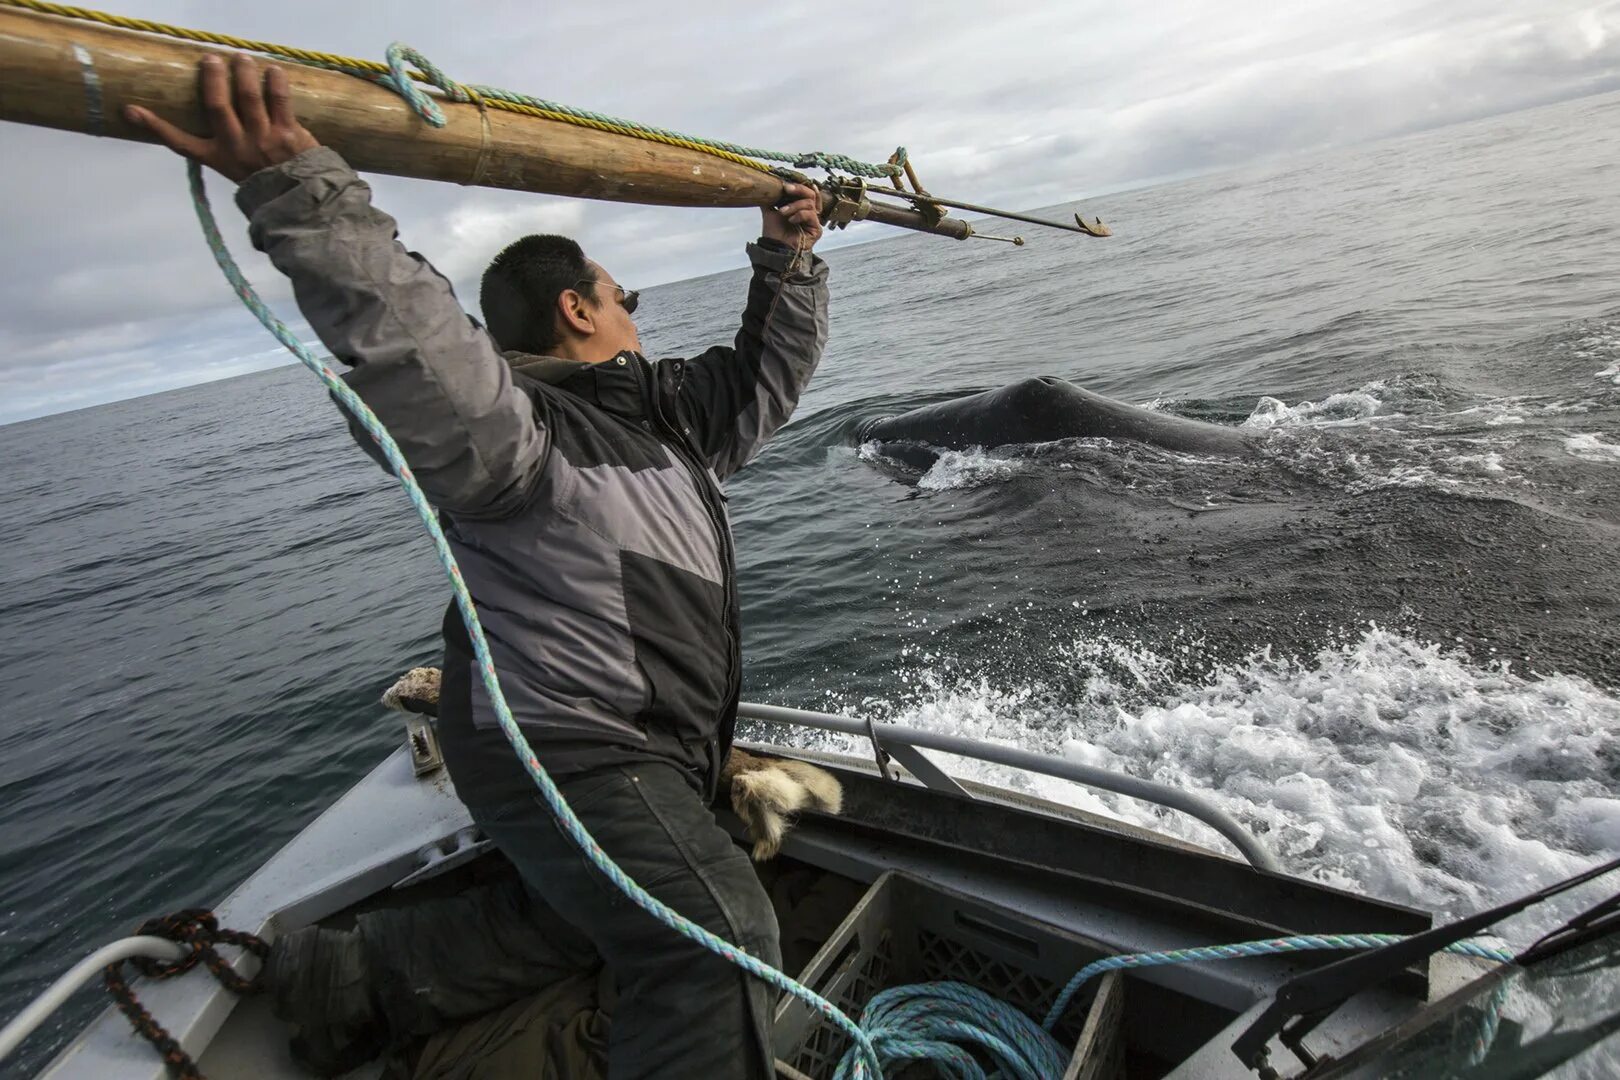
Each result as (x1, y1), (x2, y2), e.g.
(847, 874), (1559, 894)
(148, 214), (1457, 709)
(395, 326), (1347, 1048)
(6, 698), (1616, 1079)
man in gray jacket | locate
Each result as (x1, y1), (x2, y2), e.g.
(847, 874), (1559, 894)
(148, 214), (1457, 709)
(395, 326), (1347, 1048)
(130, 55), (828, 1079)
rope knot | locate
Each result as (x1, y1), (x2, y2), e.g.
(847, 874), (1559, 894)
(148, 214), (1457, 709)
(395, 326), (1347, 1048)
(125, 908), (269, 992)
(102, 907), (271, 1080)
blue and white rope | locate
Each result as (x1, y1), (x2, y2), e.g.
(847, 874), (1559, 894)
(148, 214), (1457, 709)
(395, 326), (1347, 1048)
(834, 982), (1068, 1080)
(1040, 932), (1515, 1032)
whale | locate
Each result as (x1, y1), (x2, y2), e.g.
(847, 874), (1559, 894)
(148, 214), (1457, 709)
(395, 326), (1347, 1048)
(855, 376), (1254, 460)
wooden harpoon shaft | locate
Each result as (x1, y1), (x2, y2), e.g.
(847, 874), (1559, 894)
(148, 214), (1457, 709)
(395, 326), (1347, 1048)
(0, 7), (972, 238)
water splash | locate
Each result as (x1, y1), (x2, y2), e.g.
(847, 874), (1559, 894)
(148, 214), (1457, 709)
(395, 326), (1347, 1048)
(1564, 323), (1620, 387)
(834, 625), (1620, 941)
(1244, 385), (1390, 429)
(1565, 433), (1620, 464)
(915, 447), (1034, 492)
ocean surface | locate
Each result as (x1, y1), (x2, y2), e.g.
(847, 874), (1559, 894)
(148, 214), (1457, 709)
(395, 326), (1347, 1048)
(4, 90), (1620, 1073)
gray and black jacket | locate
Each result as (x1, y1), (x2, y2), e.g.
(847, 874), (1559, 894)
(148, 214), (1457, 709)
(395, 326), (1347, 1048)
(237, 148), (829, 809)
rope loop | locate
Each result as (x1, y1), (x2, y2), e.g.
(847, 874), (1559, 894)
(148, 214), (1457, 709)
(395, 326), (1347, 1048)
(102, 909), (270, 1080)
(383, 42), (449, 126)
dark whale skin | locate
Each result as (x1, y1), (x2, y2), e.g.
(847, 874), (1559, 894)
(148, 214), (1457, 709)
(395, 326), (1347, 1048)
(856, 376), (1253, 455)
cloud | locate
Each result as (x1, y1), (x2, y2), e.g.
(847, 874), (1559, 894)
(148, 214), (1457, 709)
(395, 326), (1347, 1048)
(2, 0), (1618, 422)
(423, 195), (589, 283)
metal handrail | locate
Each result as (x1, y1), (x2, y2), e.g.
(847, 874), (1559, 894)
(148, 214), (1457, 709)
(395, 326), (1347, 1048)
(0, 937), (189, 1064)
(737, 701), (1280, 872)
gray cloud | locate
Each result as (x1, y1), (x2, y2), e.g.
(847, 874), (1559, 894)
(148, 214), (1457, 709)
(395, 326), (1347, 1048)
(2, 0), (1617, 423)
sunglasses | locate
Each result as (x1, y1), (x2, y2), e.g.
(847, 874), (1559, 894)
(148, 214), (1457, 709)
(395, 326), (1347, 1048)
(577, 279), (639, 316)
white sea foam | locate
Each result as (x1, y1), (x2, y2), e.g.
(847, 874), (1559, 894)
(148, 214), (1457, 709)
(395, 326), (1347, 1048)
(827, 626), (1620, 944)
(1262, 434), (1529, 496)
(1564, 433), (1620, 464)
(1538, 400), (1601, 416)
(855, 440), (894, 465)
(915, 447), (1032, 491)
(1244, 384), (1388, 429)
(855, 440), (1032, 490)
(860, 437), (1228, 495)
(1446, 451), (1507, 475)
(1567, 324), (1620, 385)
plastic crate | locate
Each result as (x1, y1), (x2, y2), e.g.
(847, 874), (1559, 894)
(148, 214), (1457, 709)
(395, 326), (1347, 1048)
(773, 871), (1126, 1080)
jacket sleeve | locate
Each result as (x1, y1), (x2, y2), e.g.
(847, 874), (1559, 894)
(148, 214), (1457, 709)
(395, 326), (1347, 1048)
(235, 147), (545, 517)
(676, 239), (829, 480)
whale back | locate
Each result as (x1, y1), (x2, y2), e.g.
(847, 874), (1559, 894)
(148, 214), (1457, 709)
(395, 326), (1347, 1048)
(858, 377), (1251, 455)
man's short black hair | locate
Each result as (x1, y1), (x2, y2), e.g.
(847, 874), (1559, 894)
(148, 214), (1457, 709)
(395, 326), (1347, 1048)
(480, 234), (597, 355)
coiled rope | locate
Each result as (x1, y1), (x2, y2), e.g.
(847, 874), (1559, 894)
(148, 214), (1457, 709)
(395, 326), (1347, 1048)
(835, 982), (1069, 1080)
(833, 934), (1517, 1078)
(0, 0), (907, 178)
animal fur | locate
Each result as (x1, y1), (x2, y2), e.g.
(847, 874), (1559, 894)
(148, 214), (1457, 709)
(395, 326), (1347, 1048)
(380, 667), (841, 859)
(381, 666), (441, 716)
(721, 747), (843, 861)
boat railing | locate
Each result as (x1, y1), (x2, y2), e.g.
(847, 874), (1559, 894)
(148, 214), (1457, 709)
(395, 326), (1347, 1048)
(0, 938), (189, 1065)
(736, 702), (1280, 872)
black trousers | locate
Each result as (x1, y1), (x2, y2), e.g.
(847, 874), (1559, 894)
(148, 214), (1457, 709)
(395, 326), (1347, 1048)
(471, 762), (782, 1080)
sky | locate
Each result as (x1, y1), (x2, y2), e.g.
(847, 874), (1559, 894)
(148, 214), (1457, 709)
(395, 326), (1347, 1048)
(2, 0), (1619, 425)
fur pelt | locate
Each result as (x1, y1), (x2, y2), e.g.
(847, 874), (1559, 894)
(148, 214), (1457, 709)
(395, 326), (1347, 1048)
(720, 747), (843, 861)
(380, 667), (841, 860)
(381, 666), (442, 716)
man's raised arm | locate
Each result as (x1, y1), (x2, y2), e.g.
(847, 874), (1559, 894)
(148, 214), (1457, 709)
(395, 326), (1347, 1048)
(128, 55), (544, 518)
(677, 185), (829, 481)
